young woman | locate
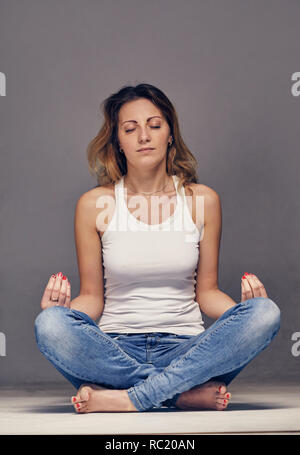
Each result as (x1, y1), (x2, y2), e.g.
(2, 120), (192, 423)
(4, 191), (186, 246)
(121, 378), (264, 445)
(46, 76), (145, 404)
(34, 83), (280, 413)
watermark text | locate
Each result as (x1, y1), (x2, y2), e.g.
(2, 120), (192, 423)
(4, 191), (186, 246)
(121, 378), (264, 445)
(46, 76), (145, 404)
(0, 332), (6, 356)
(0, 72), (6, 96)
(95, 192), (205, 241)
(291, 72), (300, 97)
(291, 332), (300, 357)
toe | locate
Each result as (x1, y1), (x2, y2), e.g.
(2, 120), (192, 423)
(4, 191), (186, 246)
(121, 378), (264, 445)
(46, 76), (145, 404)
(74, 402), (81, 412)
(72, 385), (91, 404)
(218, 391), (232, 401)
(71, 394), (86, 404)
(78, 385), (91, 402)
(218, 384), (227, 395)
(222, 398), (229, 409)
(215, 399), (226, 411)
(74, 402), (87, 413)
(216, 396), (229, 407)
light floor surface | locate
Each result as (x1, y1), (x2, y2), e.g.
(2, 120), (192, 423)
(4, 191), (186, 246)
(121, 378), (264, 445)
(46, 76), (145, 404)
(0, 381), (299, 435)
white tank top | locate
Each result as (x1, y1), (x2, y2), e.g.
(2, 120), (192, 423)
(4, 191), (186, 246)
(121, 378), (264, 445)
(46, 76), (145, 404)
(97, 174), (206, 336)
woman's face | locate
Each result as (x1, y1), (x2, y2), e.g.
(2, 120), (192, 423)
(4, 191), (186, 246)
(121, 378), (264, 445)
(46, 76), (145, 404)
(117, 98), (172, 170)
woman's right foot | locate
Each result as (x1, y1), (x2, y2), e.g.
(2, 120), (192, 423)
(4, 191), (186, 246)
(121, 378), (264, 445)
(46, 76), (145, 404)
(174, 380), (232, 411)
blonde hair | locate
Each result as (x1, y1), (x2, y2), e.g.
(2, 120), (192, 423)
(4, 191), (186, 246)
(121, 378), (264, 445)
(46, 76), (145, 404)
(87, 83), (199, 192)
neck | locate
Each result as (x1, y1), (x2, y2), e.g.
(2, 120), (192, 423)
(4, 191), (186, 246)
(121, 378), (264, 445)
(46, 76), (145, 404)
(124, 171), (173, 195)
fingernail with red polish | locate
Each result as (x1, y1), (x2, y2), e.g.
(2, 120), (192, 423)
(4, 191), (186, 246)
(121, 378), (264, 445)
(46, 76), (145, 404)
(63, 276), (67, 280)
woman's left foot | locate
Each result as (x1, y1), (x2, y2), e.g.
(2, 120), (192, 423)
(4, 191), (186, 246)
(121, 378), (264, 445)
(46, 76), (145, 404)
(174, 380), (232, 411)
(71, 383), (138, 413)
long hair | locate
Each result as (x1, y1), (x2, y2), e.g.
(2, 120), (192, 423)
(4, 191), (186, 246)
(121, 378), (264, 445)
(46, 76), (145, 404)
(86, 83), (199, 192)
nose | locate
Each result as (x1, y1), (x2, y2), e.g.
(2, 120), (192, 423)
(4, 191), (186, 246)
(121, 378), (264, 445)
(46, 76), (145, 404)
(138, 127), (151, 143)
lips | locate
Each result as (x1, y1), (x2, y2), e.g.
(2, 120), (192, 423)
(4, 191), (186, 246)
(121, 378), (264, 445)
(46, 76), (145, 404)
(137, 148), (155, 152)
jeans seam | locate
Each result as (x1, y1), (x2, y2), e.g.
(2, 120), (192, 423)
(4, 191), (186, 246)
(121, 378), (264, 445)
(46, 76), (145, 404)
(207, 327), (280, 381)
(37, 343), (102, 384)
(163, 311), (241, 373)
(127, 387), (145, 411)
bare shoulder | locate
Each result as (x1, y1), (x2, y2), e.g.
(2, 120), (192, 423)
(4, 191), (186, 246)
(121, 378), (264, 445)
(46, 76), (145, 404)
(185, 183), (221, 228)
(188, 183), (220, 207)
(76, 184), (115, 210)
(79, 183), (115, 201)
(186, 182), (219, 198)
(76, 184), (116, 237)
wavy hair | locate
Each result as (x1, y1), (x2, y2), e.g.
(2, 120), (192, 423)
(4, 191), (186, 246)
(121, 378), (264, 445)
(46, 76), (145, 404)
(86, 83), (199, 192)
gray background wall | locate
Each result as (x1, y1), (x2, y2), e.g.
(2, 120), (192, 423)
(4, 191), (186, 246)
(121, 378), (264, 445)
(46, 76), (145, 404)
(0, 0), (299, 385)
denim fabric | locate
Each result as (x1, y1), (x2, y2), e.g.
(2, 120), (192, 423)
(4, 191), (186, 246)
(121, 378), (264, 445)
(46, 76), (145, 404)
(34, 297), (280, 411)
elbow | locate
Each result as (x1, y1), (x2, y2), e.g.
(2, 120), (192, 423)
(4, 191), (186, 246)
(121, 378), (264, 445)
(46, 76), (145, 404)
(196, 288), (219, 305)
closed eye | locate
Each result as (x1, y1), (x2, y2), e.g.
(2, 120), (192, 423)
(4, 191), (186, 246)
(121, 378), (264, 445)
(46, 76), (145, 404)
(125, 126), (161, 133)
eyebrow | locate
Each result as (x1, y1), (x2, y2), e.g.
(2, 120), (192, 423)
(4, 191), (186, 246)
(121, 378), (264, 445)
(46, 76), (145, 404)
(121, 116), (162, 126)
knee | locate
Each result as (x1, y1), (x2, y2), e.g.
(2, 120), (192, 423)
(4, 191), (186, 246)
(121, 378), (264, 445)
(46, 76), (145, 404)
(247, 297), (281, 335)
(34, 306), (69, 347)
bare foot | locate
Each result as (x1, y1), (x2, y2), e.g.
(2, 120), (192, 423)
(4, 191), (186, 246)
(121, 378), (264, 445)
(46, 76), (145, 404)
(174, 381), (232, 411)
(71, 383), (138, 413)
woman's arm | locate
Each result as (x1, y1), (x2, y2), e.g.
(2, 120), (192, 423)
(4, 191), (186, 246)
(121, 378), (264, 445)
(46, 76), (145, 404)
(194, 186), (237, 320)
(196, 289), (236, 320)
(69, 294), (103, 321)
(69, 191), (105, 321)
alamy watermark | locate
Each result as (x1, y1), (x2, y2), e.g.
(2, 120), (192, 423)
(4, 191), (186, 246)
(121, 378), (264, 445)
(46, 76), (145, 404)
(291, 72), (300, 97)
(0, 72), (6, 96)
(0, 332), (6, 356)
(291, 332), (300, 357)
(95, 191), (205, 242)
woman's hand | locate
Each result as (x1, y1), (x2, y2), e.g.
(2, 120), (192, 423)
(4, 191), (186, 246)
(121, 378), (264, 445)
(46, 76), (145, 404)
(40, 272), (71, 310)
(241, 273), (268, 302)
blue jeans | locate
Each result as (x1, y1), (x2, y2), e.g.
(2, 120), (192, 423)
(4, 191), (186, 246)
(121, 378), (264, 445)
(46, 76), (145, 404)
(34, 297), (280, 412)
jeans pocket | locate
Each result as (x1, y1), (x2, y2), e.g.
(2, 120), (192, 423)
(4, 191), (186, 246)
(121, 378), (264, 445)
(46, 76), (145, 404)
(106, 333), (130, 340)
(160, 334), (193, 343)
